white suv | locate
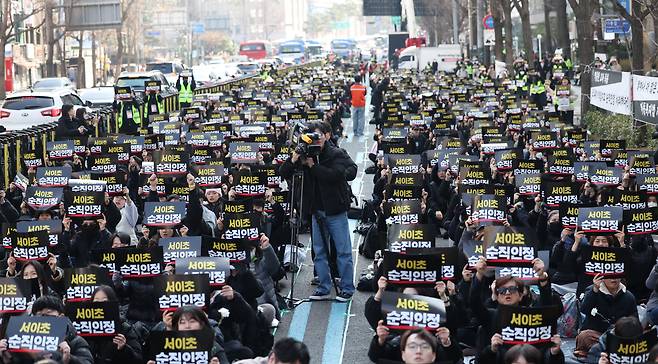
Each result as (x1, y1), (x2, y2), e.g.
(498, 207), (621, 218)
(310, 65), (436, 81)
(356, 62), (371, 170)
(0, 89), (90, 131)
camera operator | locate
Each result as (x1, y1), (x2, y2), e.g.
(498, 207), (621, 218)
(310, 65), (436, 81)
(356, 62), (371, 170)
(280, 121), (358, 302)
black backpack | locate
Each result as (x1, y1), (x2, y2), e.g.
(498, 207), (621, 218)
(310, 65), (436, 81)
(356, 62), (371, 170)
(358, 224), (381, 259)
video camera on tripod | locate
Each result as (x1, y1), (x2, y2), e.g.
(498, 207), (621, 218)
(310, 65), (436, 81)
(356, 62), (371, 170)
(288, 121), (323, 159)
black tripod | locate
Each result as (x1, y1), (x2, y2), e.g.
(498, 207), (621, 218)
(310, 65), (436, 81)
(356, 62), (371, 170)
(282, 171), (308, 309)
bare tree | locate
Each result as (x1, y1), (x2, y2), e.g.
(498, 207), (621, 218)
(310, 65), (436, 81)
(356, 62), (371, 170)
(512, 0), (534, 61)
(543, 0), (553, 56)
(501, 0), (514, 68)
(613, 0), (658, 75)
(554, 0), (570, 59)
(567, 0), (595, 114)
(0, 0), (45, 97)
(491, 0), (504, 61)
(114, 0), (136, 76)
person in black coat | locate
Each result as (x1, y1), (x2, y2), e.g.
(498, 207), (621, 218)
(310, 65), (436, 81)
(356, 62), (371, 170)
(89, 285), (143, 364)
(371, 77), (389, 126)
(55, 104), (89, 140)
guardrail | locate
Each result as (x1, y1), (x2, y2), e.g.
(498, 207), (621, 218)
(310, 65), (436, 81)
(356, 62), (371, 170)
(0, 60), (324, 188)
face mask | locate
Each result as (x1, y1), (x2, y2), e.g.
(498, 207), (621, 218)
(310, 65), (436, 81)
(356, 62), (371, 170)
(649, 202), (658, 208)
(548, 222), (562, 234)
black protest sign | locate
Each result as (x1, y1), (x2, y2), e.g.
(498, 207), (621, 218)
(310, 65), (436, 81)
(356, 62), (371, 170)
(11, 230), (49, 261)
(590, 166), (622, 186)
(258, 165), (282, 187)
(88, 155), (119, 175)
(193, 165), (224, 187)
(559, 204), (594, 229)
(381, 142), (409, 156)
(582, 245), (628, 278)
(25, 187), (63, 210)
(159, 236), (202, 264)
(381, 292), (446, 331)
(606, 328), (658, 364)
(204, 238), (250, 262)
(577, 206), (623, 234)
(629, 154), (655, 176)
(459, 162), (491, 187)
(574, 161), (607, 182)
(383, 251), (441, 285)
(541, 181), (579, 208)
(222, 213), (261, 242)
(391, 174), (423, 188)
(385, 200), (422, 225)
(17, 220), (61, 247)
(64, 267), (112, 302)
(116, 135), (145, 155)
(165, 182), (191, 203)
(22, 151), (43, 168)
(547, 155), (574, 176)
(471, 194), (506, 225)
(600, 140), (626, 157)
(46, 140), (74, 160)
(154, 150), (189, 175)
(233, 171), (267, 197)
(93, 173), (126, 196)
(155, 274), (210, 311)
(387, 154), (421, 174)
(176, 257), (230, 287)
(229, 142), (259, 164)
(624, 207), (658, 235)
(448, 154), (478, 174)
(91, 250), (120, 273)
(495, 149), (523, 171)
(482, 226), (537, 266)
(65, 301), (120, 337)
(638, 174), (658, 194)
(497, 305), (562, 348)
(101, 144), (130, 163)
(513, 159), (544, 175)
(531, 131), (559, 150)
(6, 315), (67, 353)
(388, 180), (423, 200)
(147, 330), (214, 363)
(387, 224), (436, 253)
(68, 179), (106, 194)
(36, 166), (71, 187)
(0, 277), (31, 313)
(64, 191), (104, 218)
(116, 247), (164, 278)
(515, 174), (542, 195)
(609, 189), (647, 210)
(139, 175), (167, 197)
(144, 202), (186, 227)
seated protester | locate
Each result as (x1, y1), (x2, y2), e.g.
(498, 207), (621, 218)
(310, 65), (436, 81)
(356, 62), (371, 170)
(112, 188), (139, 245)
(65, 216), (112, 268)
(367, 282), (463, 363)
(373, 326), (462, 364)
(3, 259), (61, 298)
(249, 233), (281, 321)
(502, 344), (563, 364)
(208, 285), (263, 361)
(0, 189), (20, 224)
(88, 285), (143, 363)
(5, 182), (24, 211)
(625, 233), (657, 302)
(574, 274), (638, 358)
(471, 256), (555, 361)
(233, 337), (310, 364)
(588, 316), (644, 364)
(112, 260), (160, 329)
(149, 306), (229, 364)
(426, 164), (453, 234)
(646, 258), (658, 326)
(0, 295), (94, 364)
(560, 231), (624, 294)
(226, 263), (265, 311)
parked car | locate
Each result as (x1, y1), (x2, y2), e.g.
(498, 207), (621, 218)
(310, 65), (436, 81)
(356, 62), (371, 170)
(114, 70), (176, 101)
(0, 89), (90, 131)
(78, 86), (115, 109)
(31, 77), (75, 92)
(235, 62), (261, 75)
(145, 61), (185, 85)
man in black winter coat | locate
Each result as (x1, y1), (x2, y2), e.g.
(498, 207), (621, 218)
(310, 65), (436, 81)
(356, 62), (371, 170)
(280, 121), (358, 302)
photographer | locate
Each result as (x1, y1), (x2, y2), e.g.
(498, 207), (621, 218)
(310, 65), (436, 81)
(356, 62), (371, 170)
(55, 104), (90, 139)
(280, 121), (358, 302)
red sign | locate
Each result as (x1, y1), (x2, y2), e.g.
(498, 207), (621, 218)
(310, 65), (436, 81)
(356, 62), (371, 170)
(483, 15), (495, 30)
(4, 57), (13, 92)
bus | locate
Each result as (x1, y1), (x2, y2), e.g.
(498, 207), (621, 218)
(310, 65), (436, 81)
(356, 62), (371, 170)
(331, 39), (357, 59)
(277, 40), (307, 65)
(239, 41), (272, 60)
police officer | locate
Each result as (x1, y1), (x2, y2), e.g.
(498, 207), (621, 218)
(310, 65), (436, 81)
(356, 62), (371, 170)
(113, 88), (142, 135)
(176, 71), (195, 109)
(529, 71), (548, 109)
(143, 81), (164, 123)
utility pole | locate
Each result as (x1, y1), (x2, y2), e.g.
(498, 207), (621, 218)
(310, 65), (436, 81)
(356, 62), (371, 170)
(451, 0), (459, 44)
(476, 0), (484, 60)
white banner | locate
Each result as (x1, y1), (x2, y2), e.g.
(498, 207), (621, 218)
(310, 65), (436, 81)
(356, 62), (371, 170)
(590, 69), (632, 115)
(632, 75), (658, 124)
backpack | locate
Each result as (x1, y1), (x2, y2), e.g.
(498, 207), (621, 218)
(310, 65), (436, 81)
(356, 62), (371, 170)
(358, 224), (381, 259)
(557, 292), (581, 338)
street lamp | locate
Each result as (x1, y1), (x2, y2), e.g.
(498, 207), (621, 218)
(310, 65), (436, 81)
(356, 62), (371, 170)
(537, 34), (543, 59)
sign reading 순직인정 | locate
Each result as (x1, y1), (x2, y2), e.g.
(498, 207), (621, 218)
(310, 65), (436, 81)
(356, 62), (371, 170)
(155, 274), (210, 311)
(582, 245), (628, 278)
(606, 328), (658, 364)
(176, 256), (230, 287)
(5, 315), (67, 353)
(65, 301), (121, 337)
(381, 292), (446, 331)
(148, 329), (214, 364)
(497, 305), (562, 348)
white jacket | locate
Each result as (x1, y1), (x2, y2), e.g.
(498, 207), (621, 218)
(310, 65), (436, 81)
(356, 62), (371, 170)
(116, 198), (138, 243)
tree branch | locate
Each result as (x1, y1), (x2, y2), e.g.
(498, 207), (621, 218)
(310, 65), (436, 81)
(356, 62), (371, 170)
(566, 0), (580, 14)
(612, 0), (632, 22)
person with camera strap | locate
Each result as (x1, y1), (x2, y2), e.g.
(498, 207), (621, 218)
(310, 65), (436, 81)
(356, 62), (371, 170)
(280, 120), (358, 302)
